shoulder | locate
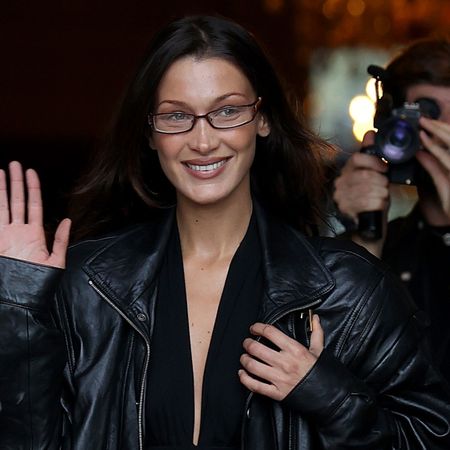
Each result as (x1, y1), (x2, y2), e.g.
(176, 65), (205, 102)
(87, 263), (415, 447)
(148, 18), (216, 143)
(66, 207), (175, 269)
(307, 235), (417, 316)
(307, 235), (388, 276)
(66, 223), (149, 268)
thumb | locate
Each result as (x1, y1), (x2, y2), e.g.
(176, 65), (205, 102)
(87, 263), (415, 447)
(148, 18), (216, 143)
(309, 314), (324, 358)
(50, 218), (71, 268)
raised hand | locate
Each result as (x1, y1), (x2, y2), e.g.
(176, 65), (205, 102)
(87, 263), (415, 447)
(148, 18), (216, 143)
(238, 315), (323, 401)
(416, 117), (450, 219)
(0, 161), (71, 268)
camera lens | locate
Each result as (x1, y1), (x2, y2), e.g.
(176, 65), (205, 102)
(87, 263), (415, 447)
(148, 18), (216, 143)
(376, 118), (419, 163)
(387, 121), (412, 150)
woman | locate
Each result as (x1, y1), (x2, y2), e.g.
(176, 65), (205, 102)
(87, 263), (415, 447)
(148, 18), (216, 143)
(0, 15), (449, 450)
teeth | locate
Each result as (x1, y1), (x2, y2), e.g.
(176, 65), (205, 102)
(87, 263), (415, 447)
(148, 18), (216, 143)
(186, 160), (226, 172)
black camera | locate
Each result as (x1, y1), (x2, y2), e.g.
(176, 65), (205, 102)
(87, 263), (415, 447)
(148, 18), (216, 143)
(366, 94), (440, 185)
(356, 65), (441, 240)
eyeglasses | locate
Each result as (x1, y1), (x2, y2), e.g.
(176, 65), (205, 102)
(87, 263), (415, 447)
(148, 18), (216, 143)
(148, 97), (262, 134)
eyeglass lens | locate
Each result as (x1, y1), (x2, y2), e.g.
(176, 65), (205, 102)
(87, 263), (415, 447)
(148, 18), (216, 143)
(151, 99), (260, 133)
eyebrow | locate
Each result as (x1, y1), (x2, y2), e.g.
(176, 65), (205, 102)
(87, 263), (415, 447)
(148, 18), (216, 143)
(156, 92), (248, 109)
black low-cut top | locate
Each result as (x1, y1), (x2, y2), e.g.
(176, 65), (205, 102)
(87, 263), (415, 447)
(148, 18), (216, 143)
(145, 215), (263, 450)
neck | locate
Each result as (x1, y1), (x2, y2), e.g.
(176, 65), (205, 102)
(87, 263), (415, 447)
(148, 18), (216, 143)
(176, 190), (253, 261)
(418, 195), (450, 226)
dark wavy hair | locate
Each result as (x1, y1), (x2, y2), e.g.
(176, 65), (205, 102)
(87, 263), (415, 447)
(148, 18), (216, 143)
(383, 37), (450, 107)
(69, 15), (335, 241)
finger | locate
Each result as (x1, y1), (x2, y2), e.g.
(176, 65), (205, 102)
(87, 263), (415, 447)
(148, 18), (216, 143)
(309, 315), (324, 358)
(348, 188), (390, 214)
(50, 218), (71, 268)
(242, 337), (280, 366)
(238, 369), (281, 399)
(250, 323), (299, 352)
(353, 168), (390, 187)
(335, 171), (389, 197)
(420, 118), (450, 150)
(361, 130), (376, 148)
(25, 169), (43, 225)
(0, 169), (9, 225)
(333, 180), (389, 220)
(416, 151), (450, 209)
(8, 161), (26, 223)
(420, 129), (450, 170)
(240, 353), (278, 381)
(344, 152), (388, 174)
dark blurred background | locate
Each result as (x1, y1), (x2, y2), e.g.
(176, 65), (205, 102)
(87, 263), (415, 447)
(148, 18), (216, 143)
(1, 0), (449, 226)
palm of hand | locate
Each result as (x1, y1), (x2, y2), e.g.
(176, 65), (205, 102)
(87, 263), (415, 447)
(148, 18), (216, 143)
(0, 162), (70, 269)
(0, 223), (52, 265)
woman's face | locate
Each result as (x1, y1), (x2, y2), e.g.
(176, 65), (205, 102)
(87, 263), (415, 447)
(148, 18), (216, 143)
(150, 56), (270, 207)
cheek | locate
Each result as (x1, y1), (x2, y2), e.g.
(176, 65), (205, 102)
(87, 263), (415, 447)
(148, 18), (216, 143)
(153, 143), (181, 181)
(228, 127), (258, 151)
(152, 136), (182, 160)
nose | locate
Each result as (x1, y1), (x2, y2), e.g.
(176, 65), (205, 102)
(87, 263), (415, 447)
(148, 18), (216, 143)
(188, 117), (220, 154)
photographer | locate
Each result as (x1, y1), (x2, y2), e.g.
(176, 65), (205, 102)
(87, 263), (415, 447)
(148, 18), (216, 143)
(333, 38), (450, 382)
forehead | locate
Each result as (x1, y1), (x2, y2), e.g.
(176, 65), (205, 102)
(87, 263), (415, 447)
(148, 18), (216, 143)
(406, 84), (450, 102)
(155, 56), (255, 103)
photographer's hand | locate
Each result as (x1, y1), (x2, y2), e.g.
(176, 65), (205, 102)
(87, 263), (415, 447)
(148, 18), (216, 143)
(416, 117), (450, 220)
(0, 161), (71, 268)
(333, 131), (389, 257)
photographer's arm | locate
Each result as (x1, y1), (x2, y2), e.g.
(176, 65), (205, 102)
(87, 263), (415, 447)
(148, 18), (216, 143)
(333, 132), (389, 257)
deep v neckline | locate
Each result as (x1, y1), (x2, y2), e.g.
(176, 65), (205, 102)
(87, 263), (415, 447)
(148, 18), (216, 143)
(146, 214), (263, 448)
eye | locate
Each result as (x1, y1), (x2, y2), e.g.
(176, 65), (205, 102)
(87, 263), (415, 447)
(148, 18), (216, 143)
(164, 112), (191, 122)
(217, 106), (241, 118)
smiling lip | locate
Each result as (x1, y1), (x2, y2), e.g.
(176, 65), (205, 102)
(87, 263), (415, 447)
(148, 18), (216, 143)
(183, 157), (230, 177)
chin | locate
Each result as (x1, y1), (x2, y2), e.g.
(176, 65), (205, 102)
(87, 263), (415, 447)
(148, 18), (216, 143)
(180, 186), (240, 207)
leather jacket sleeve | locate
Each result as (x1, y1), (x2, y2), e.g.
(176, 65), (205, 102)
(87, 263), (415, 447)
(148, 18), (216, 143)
(0, 256), (66, 449)
(281, 267), (450, 449)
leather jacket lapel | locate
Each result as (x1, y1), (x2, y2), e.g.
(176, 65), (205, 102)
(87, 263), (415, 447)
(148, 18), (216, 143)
(253, 201), (335, 322)
(81, 207), (176, 313)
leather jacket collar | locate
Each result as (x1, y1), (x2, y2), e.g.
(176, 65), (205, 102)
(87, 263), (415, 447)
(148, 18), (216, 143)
(80, 201), (335, 322)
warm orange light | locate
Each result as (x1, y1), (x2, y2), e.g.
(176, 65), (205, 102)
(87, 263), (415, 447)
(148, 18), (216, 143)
(264, 0), (284, 13)
(352, 121), (371, 142)
(349, 95), (375, 122)
(322, 0), (340, 19)
(347, 0), (366, 17)
(373, 15), (391, 35)
(349, 95), (375, 142)
(365, 78), (381, 103)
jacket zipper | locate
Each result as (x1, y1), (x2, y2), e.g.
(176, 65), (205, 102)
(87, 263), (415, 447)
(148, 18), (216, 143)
(240, 297), (323, 450)
(88, 279), (150, 450)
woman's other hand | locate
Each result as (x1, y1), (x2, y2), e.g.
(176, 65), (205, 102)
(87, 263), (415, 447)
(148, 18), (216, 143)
(238, 315), (323, 401)
(0, 161), (71, 268)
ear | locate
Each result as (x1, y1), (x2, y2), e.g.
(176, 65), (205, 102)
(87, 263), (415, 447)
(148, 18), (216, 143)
(257, 113), (271, 137)
(148, 136), (157, 151)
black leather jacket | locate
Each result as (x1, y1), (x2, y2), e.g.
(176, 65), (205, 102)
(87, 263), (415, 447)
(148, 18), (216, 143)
(1, 202), (449, 449)
(382, 206), (450, 382)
